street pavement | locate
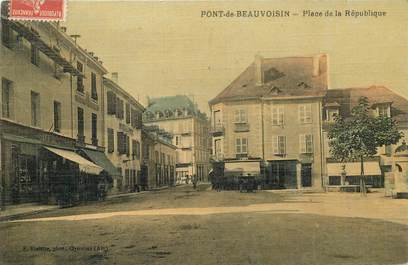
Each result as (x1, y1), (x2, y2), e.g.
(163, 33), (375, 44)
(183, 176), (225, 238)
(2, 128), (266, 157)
(0, 185), (407, 265)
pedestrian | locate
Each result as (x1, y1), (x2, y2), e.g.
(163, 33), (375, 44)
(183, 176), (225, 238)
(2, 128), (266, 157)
(192, 175), (197, 190)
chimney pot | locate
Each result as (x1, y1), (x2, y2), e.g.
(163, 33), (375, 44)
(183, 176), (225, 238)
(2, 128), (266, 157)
(313, 55), (320, 77)
(255, 54), (263, 86)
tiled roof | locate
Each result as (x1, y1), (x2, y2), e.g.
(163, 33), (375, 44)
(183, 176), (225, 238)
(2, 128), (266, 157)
(324, 86), (408, 123)
(209, 54), (328, 104)
(145, 95), (207, 120)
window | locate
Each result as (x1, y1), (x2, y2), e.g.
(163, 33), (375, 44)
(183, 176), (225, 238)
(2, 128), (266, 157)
(301, 164), (312, 187)
(53, 101), (61, 132)
(299, 104), (312, 124)
(234, 109), (247, 123)
(271, 105), (284, 125)
(77, 107), (84, 139)
(31, 91), (40, 127)
(377, 104), (391, 117)
(300, 134), (313, 154)
(107, 91), (116, 115)
(91, 113), (98, 145)
(30, 44), (40, 66)
(76, 62), (84, 93)
(126, 135), (130, 157)
(91, 72), (98, 100)
(235, 138), (248, 154)
(116, 97), (124, 119)
(125, 103), (130, 124)
(326, 108), (339, 122)
(2, 78), (13, 118)
(272, 136), (286, 155)
(1, 19), (12, 48)
(132, 140), (140, 159)
(175, 136), (179, 146)
(107, 128), (114, 153)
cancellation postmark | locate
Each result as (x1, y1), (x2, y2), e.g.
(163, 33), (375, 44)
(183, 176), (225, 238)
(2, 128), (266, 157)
(8, 0), (66, 21)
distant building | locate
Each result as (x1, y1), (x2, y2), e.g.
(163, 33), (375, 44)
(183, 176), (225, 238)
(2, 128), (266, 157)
(103, 74), (144, 193)
(141, 125), (177, 188)
(0, 12), (117, 204)
(322, 86), (408, 190)
(143, 95), (210, 184)
(209, 54), (328, 189)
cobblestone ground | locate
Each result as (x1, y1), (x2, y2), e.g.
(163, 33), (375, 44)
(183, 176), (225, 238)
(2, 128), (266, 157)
(1, 185), (407, 265)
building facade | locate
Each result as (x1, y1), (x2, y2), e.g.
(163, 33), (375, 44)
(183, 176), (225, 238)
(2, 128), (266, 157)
(0, 9), (117, 205)
(103, 75), (144, 193)
(209, 54), (328, 189)
(143, 96), (210, 184)
(322, 86), (408, 190)
(141, 125), (177, 188)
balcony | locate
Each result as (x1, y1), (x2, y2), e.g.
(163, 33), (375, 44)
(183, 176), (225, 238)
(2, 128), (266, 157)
(210, 124), (225, 136)
(234, 123), (250, 132)
(7, 20), (83, 76)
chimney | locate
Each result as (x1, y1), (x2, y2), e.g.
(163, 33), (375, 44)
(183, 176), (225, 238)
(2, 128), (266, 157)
(111, 72), (118, 84)
(313, 55), (321, 77)
(255, 54), (263, 86)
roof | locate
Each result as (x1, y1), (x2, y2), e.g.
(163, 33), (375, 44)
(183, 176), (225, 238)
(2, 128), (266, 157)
(145, 95), (207, 120)
(209, 54), (328, 104)
(324, 86), (408, 123)
(103, 77), (145, 111)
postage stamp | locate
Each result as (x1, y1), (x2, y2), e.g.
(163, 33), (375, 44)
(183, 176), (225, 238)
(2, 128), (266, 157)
(8, 0), (66, 21)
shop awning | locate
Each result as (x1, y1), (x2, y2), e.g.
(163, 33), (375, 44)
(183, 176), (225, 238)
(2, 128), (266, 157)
(224, 161), (260, 176)
(327, 162), (381, 176)
(44, 146), (103, 175)
(80, 148), (121, 176)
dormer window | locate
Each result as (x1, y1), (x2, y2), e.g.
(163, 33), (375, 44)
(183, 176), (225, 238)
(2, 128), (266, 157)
(326, 108), (339, 122)
(376, 103), (391, 117)
(324, 102), (341, 122)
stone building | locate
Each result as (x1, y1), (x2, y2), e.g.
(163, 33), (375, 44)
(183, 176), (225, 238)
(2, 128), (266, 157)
(103, 74), (144, 193)
(141, 125), (177, 188)
(0, 10), (116, 204)
(143, 96), (210, 184)
(209, 54), (328, 189)
(322, 86), (408, 190)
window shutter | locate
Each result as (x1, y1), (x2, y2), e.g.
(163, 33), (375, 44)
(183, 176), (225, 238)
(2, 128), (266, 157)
(272, 136), (278, 154)
(299, 134), (306, 153)
(236, 138), (241, 154)
(234, 110), (239, 123)
(279, 106), (284, 125)
(307, 134), (313, 153)
(242, 138), (248, 153)
(306, 104), (312, 123)
(299, 105), (305, 123)
(126, 135), (130, 157)
(108, 128), (114, 153)
(125, 103), (130, 124)
(272, 107), (277, 125)
(117, 132), (122, 153)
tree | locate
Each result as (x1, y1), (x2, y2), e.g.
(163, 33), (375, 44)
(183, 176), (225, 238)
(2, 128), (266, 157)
(328, 97), (403, 195)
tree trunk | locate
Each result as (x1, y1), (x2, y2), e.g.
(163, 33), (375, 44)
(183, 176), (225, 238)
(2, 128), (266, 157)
(360, 156), (366, 196)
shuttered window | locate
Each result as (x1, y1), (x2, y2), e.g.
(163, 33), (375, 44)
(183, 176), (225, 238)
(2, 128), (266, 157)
(271, 105), (284, 125)
(107, 91), (116, 115)
(107, 128), (114, 153)
(299, 134), (313, 154)
(272, 136), (286, 155)
(125, 103), (130, 124)
(299, 104), (312, 124)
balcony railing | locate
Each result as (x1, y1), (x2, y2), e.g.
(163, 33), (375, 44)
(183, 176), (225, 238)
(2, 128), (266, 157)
(211, 124), (225, 135)
(234, 123), (250, 132)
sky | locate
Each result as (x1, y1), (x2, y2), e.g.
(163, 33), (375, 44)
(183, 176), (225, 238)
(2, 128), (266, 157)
(64, 0), (408, 113)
